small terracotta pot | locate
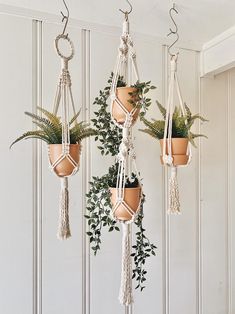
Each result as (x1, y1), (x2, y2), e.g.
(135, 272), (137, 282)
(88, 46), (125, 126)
(112, 87), (140, 125)
(109, 186), (141, 221)
(49, 144), (81, 177)
(160, 138), (189, 166)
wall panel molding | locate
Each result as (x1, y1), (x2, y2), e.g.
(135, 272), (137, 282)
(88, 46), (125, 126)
(32, 19), (43, 314)
(81, 29), (91, 314)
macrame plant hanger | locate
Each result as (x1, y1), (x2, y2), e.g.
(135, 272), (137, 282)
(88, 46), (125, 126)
(110, 0), (143, 306)
(163, 3), (192, 214)
(49, 0), (79, 239)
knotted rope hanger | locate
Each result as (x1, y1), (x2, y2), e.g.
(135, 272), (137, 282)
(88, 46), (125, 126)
(48, 0), (79, 239)
(162, 4), (192, 214)
(110, 1), (143, 306)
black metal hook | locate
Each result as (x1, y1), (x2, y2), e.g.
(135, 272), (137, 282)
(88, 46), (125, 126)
(119, 0), (133, 20)
(167, 3), (179, 57)
(61, 0), (70, 36)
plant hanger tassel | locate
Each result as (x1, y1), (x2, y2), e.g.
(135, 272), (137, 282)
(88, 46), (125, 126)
(110, 0), (143, 305)
(163, 4), (192, 214)
(49, 1), (79, 239)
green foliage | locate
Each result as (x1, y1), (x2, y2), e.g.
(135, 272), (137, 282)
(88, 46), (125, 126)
(85, 73), (157, 291)
(85, 164), (120, 256)
(92, 74), (156, 156)
(130, 81), (156, 117)
(91, 74), (123, 156)
(139, 101), (208, 147)
(10, 107), (96, 148)
(132, 206), (157, 291)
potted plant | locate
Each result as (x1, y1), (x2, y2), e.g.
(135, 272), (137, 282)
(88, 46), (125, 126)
(139, 101), (208, 165)
(10, 107), (96, 176)
(85, 74), (157, 291)
(112, 77), (156, 125)
(108, 166), (141, 221)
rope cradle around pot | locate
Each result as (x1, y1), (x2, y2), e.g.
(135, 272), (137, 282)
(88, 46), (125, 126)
(48, 30), (80, 240)
(110, 10), (143, 306)
(162, 54), (192, 214)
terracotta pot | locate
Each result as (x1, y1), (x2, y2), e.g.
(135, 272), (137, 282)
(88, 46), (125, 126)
(109, 186), (141, 221)
(160, 138), (189, 166)
(112, 87), (140, 125)
(49, 144), (81, 177)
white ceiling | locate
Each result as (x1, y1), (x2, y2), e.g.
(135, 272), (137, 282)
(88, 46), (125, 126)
(2, 0), (235, 46)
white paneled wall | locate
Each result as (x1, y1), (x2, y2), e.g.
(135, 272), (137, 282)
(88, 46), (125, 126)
(0, 14), (33, 314)
(1, 9), (232, 314)
(201, 70), (235, 314)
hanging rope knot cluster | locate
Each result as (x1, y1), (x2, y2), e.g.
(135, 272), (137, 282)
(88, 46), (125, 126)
(109, 9), (143, 306)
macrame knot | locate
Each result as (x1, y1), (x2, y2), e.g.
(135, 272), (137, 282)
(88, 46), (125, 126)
(59, 68), (72, 87)
(118, 139), (129, 161)
(163, 154), (173, 165)
(110, 93), (116, 101)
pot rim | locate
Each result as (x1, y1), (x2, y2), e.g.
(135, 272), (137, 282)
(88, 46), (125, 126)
(109, 186), (141, 191)
(159, 137), (189, 141)
(116, 86), (137, 91)
(48, 143), (81, 147)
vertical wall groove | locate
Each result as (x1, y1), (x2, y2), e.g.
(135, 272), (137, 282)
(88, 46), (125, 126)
(197, 63), (203, 314)
(32, 19), (43, 314)
(162, 45), (170, 314)
(81, 29), (91, 314)
(227, 71), (232, 314)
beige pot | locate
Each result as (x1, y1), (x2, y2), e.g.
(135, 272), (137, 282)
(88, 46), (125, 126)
(109, 186), (141, 221)
(112, 87), (140, 125)
(49, 143), (81, 177)
(160, 138), (189, 166)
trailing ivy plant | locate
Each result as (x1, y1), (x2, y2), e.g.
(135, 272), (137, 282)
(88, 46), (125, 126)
(86, 73), (157, 290)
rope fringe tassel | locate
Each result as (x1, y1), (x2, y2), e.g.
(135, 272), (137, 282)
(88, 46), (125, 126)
(168, 166), (181, 214)
(119, 223), (133, 306)
(57, 177), (71, 240)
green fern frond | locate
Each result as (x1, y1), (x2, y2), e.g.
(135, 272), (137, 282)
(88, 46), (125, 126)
(10, 131), (49, 148)
(156, 101), (166, 119)
(69, 109), (81, 126)
(37, 107), (61, 126)
(139, 129), (158, 139)
(32, 121), (61, 144)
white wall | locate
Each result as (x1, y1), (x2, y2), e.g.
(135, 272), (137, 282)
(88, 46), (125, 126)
(1, 8), (230, 314)
(200, 70), (235, 314)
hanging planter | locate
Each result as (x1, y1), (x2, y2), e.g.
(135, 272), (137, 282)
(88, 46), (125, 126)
(109, 174), (141, 221)
(110, 187), (141, 221)
(160, 138), (189, 166)
(112, 86), (140, 125)
(10, 7), (96, 239)
(139, 5), (208, 214)
(85, 72), (156, 298)
(85, 1), (156, 305)
(48, 143), (81, 177)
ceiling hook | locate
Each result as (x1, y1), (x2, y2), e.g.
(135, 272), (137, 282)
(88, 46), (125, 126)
(61, 0), (70, 36)
(119, 0), (133, 20)
(167, 3), (179, 57)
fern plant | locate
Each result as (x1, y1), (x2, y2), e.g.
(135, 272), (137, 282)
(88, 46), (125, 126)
(139, 101), (208, 147)
(10, 107), (96, 148)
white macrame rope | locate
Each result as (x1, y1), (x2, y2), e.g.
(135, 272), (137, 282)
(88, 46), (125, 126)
(119, 223), (133, 306)
(162, 54), (192, 214)
(49, 34), (79, 239)
(162, 55), (192, 166)
(57, 177), (71, 239)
